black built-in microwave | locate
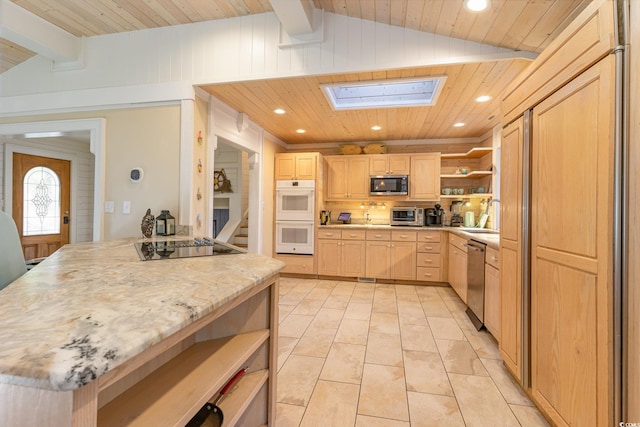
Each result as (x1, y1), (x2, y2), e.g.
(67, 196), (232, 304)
(370, 175), (408, 196)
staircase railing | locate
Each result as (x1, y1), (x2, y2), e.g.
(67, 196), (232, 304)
(216, 208), (249, 244)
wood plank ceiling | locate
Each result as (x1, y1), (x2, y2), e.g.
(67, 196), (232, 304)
(2, 0), (591, 144)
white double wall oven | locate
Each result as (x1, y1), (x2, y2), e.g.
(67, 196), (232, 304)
(275, 180), (315, 255)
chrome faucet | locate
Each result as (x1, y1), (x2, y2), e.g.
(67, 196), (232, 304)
(484, 198), (500, 215)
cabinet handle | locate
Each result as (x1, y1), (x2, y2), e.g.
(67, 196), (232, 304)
(349, 234), (357, 237)
(400, 234), (408, 238)
(424, 273), (432, 277)
(424, 258), (433, 263)
(492, 256), (499, 262)
(375, 234), (382, 238)
(425, 246), (433, 250)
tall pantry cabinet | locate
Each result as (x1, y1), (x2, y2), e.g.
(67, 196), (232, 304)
(499, 117), (524, 384)
(499, 1), (620, 426)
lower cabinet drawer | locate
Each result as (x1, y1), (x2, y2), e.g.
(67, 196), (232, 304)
(449, 233), (468, 252)
(416, 253), (442, 267)
(366, 230), (391, 241)
(275, 254), (316, 274)
(417, 267), (441, 282)
(417, 242), (442, 253)
(317, 229), (341, 239)
(341, 229), (366, 240)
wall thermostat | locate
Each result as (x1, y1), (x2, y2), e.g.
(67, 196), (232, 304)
(130, 167), (144, 183)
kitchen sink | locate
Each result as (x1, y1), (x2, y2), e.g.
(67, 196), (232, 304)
(459, 227), (499, 234)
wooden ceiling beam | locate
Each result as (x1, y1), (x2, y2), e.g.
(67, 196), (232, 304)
(269, 0), (314, 35)
(0, 0), (79, 62)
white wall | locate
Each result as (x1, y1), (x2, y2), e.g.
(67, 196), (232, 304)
(0, 12), (533, 105)
(101, 106), (181, 240)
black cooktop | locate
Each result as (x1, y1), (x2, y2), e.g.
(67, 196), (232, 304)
(134, 238), (245, 261)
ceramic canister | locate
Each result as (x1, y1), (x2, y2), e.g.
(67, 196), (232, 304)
(464, 211), (475, 227)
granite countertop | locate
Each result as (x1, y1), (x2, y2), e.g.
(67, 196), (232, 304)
(319, 224), (500, 249)
(0, 238), (284, 392)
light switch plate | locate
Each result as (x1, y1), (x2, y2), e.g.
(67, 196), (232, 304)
(105, 201), (114, 213)
(123, 201), (131, 214)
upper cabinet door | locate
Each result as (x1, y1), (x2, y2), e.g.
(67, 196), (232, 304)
(369, 156), (388, 175)
(325, 156), (369, 200)
(275, 153), (297, 180)
(294, 153), (317, 180)
(369, 154), (410, 175)
(275, 153), (317, 180)
(388, 154), (410, 175)
(347, 157), (370, 199)
(325, 156), (349, 199)
(409, 154), (441, 200)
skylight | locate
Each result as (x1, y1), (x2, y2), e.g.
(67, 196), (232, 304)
(321, 76), (447, 110)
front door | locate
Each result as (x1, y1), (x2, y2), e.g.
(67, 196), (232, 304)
(12, 153), (71, 260)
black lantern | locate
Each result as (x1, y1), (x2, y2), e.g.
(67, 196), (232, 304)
(156, 210), (175, 236)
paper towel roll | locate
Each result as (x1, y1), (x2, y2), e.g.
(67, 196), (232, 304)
(464, 211), (475, 227)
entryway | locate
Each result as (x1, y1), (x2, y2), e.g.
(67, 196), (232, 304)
(12, 153), (71, 259)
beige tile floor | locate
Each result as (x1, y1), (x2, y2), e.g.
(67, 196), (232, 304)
(276, 277), (550, 427)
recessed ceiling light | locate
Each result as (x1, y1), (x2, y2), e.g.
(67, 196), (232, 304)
(453, 122), (465, 127)
(274, 108), (286, 114)
(475, 95), (492, 103)
(464, 0), (490, 12)
(320, 76), (448, 110)
(296, 129), (306, 134)
(371, 125), (382, 131)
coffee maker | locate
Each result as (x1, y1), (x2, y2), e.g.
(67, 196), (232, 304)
(425, 204), (445, 226)
(450, 201), (464, 227)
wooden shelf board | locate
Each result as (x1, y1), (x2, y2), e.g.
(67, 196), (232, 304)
(441, 147), (493, 159)
(218, 369), (269, 426)
(440, 193), (492, 199)
(97, 329), (269, 427)
(440, 171), (492, 179)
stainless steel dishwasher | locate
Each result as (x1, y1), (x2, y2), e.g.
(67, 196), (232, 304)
(465, 239), (487, 330)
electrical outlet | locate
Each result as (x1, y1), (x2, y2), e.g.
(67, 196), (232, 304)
(105, 201), (114, 213)
(123, 201), (131, 214)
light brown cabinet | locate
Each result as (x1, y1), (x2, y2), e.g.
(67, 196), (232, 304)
(447, 233), (468, 303)
(365, 230), (416, 280)
(325, 156), (370, 200)
(317, 229), (366, 277)
(274, 253), (316, 275)
(499, 2), (617, 424)
(390, 231), (417, 281)
(275, 152), (318, 180)
(369, 154), (410, 175)
(416, 230), (444, 282)
(484, 246), (500, 339)
(499, 117), (523, 383)
(528, 56), (615, 427)
(410, 154), (441, 200)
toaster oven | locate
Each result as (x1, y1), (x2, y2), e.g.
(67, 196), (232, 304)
(390, 207), (424, 226)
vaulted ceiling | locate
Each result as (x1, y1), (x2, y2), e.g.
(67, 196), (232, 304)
(0, 0), (591, 144)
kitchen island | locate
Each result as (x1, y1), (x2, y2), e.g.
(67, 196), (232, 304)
(0, 238), (284, 426)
